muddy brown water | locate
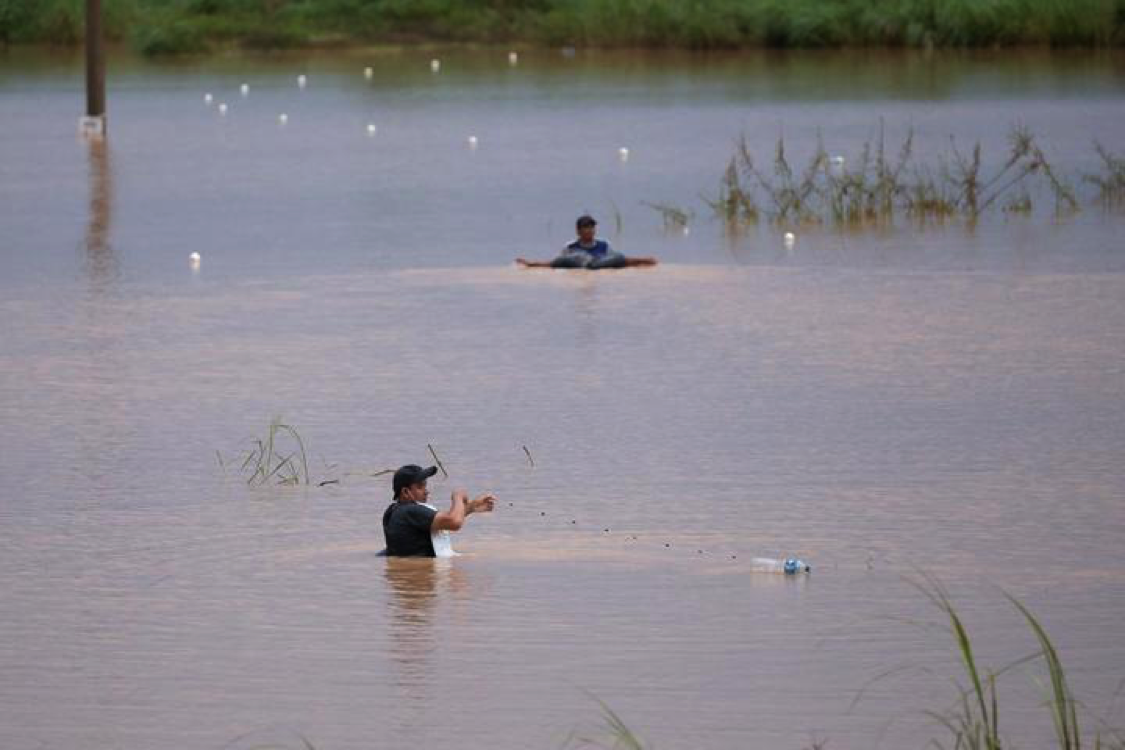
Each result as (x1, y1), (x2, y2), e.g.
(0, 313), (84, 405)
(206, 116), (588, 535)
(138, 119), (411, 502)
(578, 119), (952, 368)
(1, 47), (1124, 749)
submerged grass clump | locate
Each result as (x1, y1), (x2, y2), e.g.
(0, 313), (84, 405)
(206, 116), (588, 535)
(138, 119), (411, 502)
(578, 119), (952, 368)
(643, 201), (695, 231)
(1085, 142), (1125, 206)
(708, 124), (1096, 231)
(228, 417), (311, 487)
(219, 421), (446, 489)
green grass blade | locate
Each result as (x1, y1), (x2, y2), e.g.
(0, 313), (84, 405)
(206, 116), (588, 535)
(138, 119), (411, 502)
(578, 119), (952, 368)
(1006, 591), (1079, 750)
(277, 423), (309, 485)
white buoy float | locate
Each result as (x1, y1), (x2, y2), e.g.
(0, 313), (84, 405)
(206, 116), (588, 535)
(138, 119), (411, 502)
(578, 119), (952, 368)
(430, 59), (441, 73)
(508, 51), (519, 66)
(467, 135), (478, 148)
(278, 113), (288, 125)
(240, 83), (249, 97)
(217, 103), (228, 115)
(682, 226), (691, 236)
(364, 66), (373, 79)
(618, 147), (630, 161)
(783, 232), (796, 249)
(297, 74), (307, 89)
(203, 93), (213, 105)
(189, 252), (201, 268)
(367, 123), (377, 136)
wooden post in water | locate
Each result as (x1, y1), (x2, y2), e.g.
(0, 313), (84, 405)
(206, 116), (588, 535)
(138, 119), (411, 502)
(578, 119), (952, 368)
(81, 0), (106, 138)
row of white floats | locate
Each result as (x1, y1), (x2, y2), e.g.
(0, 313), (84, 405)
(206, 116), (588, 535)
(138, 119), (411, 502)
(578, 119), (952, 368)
(201, 70), (633, 160)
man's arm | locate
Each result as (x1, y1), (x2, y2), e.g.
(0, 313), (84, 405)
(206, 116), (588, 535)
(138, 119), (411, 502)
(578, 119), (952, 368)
(432, 490), (468, 532)
(466, 493), (496, 515)
(432, 490), (495, 532)
(603, 240), (625, 259)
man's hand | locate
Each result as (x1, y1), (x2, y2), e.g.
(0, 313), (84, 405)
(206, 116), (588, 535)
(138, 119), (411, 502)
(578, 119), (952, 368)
(468, 493), (496, 514)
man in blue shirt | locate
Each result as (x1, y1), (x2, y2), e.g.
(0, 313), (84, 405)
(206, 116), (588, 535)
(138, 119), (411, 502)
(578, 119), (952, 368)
(518, 215), (629, 269)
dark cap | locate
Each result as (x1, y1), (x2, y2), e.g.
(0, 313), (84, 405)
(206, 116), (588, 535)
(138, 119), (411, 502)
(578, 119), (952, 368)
(576, 215), (597, 229)
(393, 464), (438, 497)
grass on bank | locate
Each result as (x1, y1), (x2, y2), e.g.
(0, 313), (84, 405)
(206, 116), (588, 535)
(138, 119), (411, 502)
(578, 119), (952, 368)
(1, 0), (1124, 54)
(704, 124), (1125, 231)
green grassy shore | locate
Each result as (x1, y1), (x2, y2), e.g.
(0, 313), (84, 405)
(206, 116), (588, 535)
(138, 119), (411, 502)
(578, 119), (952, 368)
(1, 0), (1123, 56)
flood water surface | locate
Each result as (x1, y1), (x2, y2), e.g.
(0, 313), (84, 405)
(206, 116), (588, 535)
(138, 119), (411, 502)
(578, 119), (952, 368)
(1, 48), (1124, 750)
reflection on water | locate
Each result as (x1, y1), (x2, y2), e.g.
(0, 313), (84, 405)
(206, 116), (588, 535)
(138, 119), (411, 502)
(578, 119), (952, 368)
(571, 276), (602, 346)
(81, 138), (115, 292)
(382, 557), (483, 748)
(383, 557), (441, 737)
(385, 558), (449, 694)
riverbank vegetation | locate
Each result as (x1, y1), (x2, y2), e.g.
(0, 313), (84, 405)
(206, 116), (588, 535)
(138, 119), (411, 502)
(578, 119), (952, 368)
(2, 0), (1123, 55)
(703, 125), (1125, 230)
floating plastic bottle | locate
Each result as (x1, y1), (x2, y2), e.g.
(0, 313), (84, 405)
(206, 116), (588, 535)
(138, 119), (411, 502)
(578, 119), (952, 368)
(750, 556), (811, 574)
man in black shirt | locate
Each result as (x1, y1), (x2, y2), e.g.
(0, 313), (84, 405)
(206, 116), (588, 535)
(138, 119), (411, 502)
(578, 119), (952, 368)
(382, 464), (495, 557)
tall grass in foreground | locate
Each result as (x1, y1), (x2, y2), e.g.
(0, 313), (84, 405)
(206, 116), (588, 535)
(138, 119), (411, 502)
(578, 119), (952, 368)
(909, 575), (1125, 750)
(565, 695), (648, 750)
(572, 583), (1124, 750)
(706, 124), (1105, 231)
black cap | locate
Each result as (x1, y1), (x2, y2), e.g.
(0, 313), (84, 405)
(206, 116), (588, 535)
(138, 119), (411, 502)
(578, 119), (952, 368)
(393, 464), (438, 497)
(576, 215), (597, 229)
